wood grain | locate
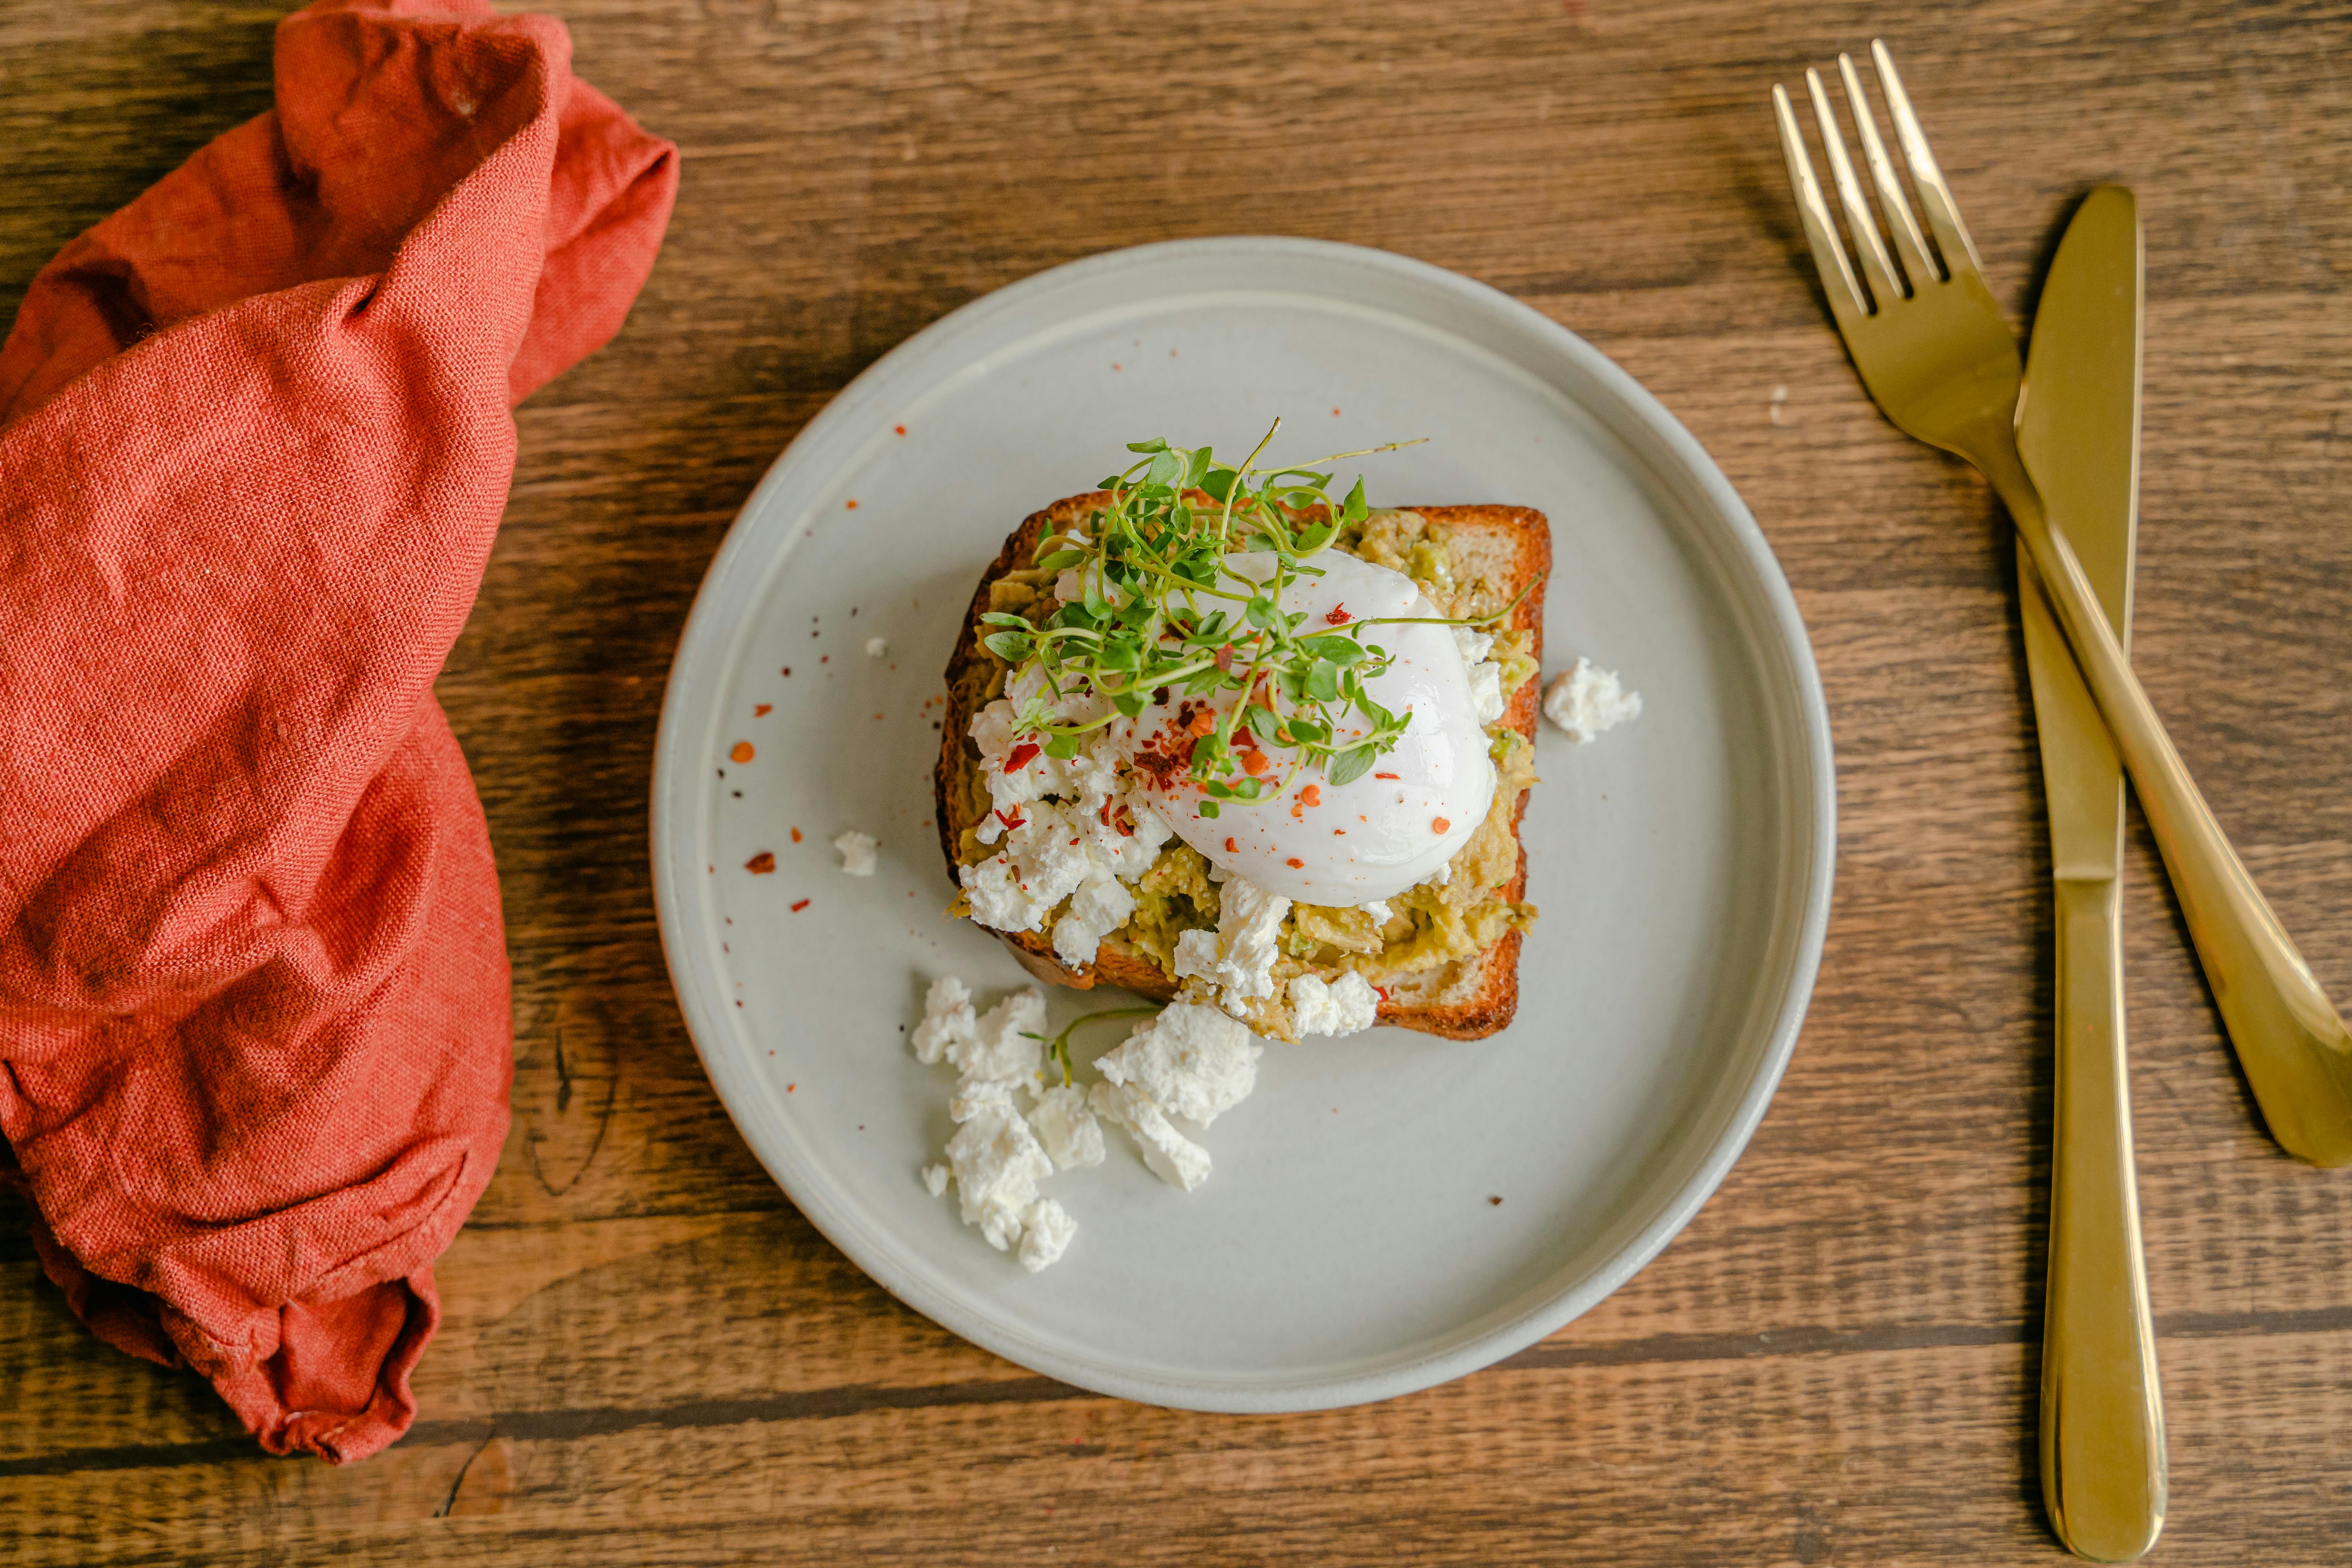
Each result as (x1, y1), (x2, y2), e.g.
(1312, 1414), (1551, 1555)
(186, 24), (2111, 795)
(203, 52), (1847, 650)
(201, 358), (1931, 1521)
(5, 1), (2351, 1562)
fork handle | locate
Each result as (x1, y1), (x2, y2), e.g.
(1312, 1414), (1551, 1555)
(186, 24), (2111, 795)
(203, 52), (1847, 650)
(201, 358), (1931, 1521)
(2043, 873), (2166, 1562)
(1991, 454), (2352, 1167)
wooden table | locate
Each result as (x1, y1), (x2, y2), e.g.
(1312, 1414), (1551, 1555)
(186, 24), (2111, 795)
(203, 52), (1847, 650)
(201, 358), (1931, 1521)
(6, 2), (2350, 1562)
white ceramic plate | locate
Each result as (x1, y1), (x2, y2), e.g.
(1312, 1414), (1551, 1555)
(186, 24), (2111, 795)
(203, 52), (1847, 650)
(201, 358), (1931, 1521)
(652, 238), (1834, 1411)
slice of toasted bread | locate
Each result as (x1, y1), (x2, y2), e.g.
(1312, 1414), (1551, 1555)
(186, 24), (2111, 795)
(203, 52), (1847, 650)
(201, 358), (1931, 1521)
(934, 494), (1548, 1040)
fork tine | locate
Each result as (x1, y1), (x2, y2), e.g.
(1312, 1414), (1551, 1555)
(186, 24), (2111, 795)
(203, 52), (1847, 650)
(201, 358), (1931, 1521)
(1838, 51), (1936, 286)
(1870, 38), (1985, 279)
(1804, 66), (1902, 307)
(1771, 82), (1867, 321)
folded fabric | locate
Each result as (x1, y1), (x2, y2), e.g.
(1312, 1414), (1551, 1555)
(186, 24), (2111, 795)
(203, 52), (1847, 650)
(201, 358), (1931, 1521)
(0, 0), (676, 1462)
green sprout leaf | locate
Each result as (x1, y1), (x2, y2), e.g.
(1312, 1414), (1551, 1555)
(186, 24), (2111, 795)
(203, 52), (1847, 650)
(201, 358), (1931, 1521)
(1327, 743), (1380, 787)
(981, 421), (1430, 817)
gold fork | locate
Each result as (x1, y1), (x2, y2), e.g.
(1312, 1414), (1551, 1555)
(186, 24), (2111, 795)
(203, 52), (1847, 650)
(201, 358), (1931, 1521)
(1770, 43), (2352, 1171)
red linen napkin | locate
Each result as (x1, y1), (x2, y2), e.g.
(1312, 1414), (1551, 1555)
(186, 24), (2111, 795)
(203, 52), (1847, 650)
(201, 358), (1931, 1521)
(0, 0), (676, 1462)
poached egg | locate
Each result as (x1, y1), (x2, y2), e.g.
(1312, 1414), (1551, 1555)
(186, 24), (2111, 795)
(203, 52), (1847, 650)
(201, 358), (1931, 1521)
(1107, 549), (1495, 905)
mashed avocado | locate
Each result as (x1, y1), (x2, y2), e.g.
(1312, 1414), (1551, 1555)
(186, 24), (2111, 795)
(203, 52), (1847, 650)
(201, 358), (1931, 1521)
(955, 509), (1538, 1040)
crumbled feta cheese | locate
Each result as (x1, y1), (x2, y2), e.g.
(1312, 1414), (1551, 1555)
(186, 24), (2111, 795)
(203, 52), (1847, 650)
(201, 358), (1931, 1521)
(1052, 871), (1135, 969)
(944, 1098), (1054, 1250)
(1467, 659), (1506, 724)
(1171, 876), (1290, 1008)
(949, 1074), (1019, 1125)
(832, 828), (878, 876)
(1543, 658), (1643, 743)
(960, 684), (1173, 937)
(1289, 971), (1380, 1038)
(866, 636), (888, 657)
(1026, 1083), (1106, 1169)
(1362, 899), (1394, 925)
(1094, 1003), (1263, 1127)
(957, 988), (1045, 1084)
(922, 1163), (950, 1197)
(911, 975), (977, 1065)
(1089, 1080), (1213, 1192)
(1452, 626), (1494, 666)
(1017, 1197), (1076, 1271)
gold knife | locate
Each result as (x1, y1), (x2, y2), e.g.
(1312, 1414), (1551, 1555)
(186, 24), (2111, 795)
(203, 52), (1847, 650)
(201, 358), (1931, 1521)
(2016, 185), (2164, 1563)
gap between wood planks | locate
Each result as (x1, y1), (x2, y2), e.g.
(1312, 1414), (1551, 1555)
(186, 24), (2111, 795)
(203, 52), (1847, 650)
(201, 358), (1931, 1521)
(8, 1302), (2350, 1481)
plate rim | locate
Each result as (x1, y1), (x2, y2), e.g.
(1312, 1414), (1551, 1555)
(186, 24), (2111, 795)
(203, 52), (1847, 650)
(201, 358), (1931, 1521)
(650, 234), (1837, 1411)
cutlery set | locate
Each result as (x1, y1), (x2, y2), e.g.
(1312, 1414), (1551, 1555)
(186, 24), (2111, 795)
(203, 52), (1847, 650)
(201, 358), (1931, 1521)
(1773, 41), (2351, 1563)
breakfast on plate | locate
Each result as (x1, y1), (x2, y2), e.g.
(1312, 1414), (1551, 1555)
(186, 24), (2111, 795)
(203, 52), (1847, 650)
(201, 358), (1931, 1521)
(911, 425), (1640, 1268)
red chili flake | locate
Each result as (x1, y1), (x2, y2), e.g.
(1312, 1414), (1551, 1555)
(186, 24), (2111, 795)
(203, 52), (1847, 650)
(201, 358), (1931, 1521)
(1299, 784), (1322, 807)
(1232, 726), (1256, 750)
(1225, 837), (1238, 853)
(1213, 646), (1234, 675)
(1374, 771), (1399, 780)
(1432, 817), (1451, 833)
(730, 740), (755, 763)
(1070, 837), (1080, 846)
(1240, 751), (1269, 777)
(995, 808), (1026, 831)
(788, 1083), (797, 1092)
(1004, 741), (1041, 772)
(745, 852), (777, 873)
(754, 703), (773, 717)
(1285, 857), (1305, 869)
(1324, 604), (1351, 625)
(1488, 1196), (1504, 1206)
(1112, 804), (1136, 837)
(1331, 407), (1342, 416)
(894, 424), (907, 436)
(790, 827), (802, 843)
(1333, 829), (1346, 835)
(846, 499), (859, 509)
(782, 667), (792, 677)
(789, 898), (811, 912)
(820, 655), (829, 663)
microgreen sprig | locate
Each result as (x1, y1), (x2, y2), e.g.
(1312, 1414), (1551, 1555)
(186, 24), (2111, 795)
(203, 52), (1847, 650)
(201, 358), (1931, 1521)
(980, 419), (1519, 810)
(1021, 1007), (1165, 1086)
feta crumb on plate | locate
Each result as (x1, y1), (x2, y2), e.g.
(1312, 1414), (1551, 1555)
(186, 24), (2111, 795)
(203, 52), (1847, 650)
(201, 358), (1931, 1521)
(944, 1098), (1053, 1251)
(832, 828), (878, 876)
(907, 975), (1279, 1264)
(1017, 1197), (1076, 1272)
(958, 988), (1045, 1085)
(1094, 1002), (1262, 1127)
(866, 636), (889, 657)
(1027, 1083), (1106, 1169)
(1089, 1080), (1214, 1192)
(1543, 658), (1643, 743)
(911, 975), (976, 1065)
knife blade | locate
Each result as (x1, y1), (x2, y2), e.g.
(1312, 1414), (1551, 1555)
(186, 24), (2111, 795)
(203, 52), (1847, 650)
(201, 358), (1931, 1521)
(2016, 185), (2165, 1563)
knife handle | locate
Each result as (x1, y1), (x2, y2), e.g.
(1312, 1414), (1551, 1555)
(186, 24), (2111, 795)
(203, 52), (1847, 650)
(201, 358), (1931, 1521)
(1987, 453), (2352, 1168)
(2042, 874), (2167, 1563)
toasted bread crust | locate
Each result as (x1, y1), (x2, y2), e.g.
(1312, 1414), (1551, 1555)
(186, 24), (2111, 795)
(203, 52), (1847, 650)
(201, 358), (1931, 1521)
(934, 495), (1549, 1039)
